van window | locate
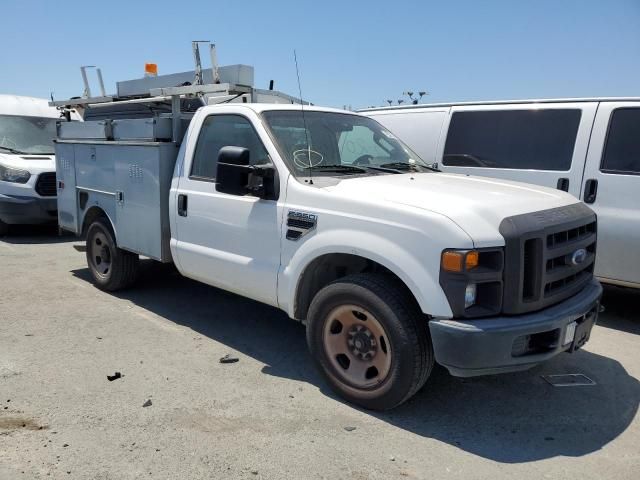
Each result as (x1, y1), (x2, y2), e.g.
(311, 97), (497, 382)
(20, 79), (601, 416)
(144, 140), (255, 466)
(190, 114), (269, 181)
(443, 109), (581, 171)
(600, 108), (640, 175)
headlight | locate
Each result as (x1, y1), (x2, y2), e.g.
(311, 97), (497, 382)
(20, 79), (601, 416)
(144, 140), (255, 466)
(440, 248), (504, 318)
(0, 163), (31, 183)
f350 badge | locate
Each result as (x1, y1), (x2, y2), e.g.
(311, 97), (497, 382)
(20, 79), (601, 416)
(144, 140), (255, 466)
(286, 211), (317, 241)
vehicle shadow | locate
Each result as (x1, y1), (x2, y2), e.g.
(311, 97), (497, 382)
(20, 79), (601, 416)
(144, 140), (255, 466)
(71, 260), (640, 464)
(597, 284), (640, 335)
(1, 224), (76, 244)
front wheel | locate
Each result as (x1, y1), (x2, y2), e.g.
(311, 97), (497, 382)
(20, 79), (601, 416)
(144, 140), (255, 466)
(86, 218), (139, 291)
(306, 273), (434, 410)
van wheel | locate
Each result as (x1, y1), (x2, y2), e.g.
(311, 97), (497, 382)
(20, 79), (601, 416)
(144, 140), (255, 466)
(0, 219), (8, 236)
(306, 273), (434, 410)
(86, 218), (139, 291)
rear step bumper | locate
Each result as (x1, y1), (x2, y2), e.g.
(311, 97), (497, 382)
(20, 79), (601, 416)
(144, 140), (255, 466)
(429, 278), (602, 377)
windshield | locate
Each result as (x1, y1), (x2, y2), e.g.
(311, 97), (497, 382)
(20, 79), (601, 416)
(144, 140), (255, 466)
(262, 111), (431, 177)
(0, 115), (59, 155)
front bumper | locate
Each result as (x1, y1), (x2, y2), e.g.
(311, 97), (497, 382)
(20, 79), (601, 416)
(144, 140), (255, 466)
(429, 278), (602, 377)
(0, 193), (58, 225)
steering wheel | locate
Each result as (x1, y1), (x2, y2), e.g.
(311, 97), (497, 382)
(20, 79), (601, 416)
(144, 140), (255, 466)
(353, 154), (373, 166)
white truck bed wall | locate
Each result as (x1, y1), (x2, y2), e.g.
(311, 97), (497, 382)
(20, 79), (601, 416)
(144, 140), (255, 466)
(55, 140), (178, 262)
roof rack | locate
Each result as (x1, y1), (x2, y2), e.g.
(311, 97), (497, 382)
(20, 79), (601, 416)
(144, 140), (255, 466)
(50, 41), (309, 142)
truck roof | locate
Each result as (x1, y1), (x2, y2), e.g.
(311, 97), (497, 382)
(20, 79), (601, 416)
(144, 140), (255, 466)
(0, 94), (61, 118)
(202, 103), (359, 115)
(359, 96), (640, 113)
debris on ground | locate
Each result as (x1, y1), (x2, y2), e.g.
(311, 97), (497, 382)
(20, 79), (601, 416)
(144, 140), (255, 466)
(107, 372), (122, 381)
(219, 354), (239, 364)
(344, 426), (356, 432)
(142, 399), (152, 408)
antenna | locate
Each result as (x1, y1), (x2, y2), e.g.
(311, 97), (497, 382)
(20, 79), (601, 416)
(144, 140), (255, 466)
(294, 50), (313, 184)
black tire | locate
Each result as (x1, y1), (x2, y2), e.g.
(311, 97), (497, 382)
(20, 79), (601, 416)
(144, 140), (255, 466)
(85, 218), (139, 291)
(306, 273), (434, 410)
(0, 219), (8, 237)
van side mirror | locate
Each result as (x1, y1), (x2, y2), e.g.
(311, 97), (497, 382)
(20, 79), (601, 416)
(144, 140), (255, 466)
(216, 146), (278, 199)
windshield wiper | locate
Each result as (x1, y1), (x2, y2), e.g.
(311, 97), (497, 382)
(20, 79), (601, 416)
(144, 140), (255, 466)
(303, 165), (367, 175)
(0, 146), (31, 155)
(380, 162), (440, 172)
(360, 165), (405, 174)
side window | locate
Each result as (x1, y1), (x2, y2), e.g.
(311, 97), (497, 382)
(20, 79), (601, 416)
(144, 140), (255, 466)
(600, 108), (640, 175)
(190, 114), (269, 181)
(443, 109), (581, 170)
(338, 125), (391, 164)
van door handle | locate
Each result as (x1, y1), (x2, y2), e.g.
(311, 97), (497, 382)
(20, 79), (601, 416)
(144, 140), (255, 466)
(177, 194), (188, 216)
(583, 179), (598, 204)
(556, 177), (570, 192)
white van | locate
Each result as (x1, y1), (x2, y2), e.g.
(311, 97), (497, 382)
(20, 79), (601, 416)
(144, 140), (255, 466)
(362, 98), (640, 288)
(0, 95), (67, 235)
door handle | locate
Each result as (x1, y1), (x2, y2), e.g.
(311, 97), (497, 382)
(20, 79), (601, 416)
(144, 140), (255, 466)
(583, 179), (598, 204)
(177, 194), (188, 217)
(556, 177), (570, 192)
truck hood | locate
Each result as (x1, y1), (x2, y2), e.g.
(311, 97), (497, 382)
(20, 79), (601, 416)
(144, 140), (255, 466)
(324, 172), (579, 247)
(0, 152), (55, 173)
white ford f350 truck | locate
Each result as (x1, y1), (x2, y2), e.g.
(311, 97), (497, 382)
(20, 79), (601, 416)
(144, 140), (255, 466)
(53, 63), (602, 410)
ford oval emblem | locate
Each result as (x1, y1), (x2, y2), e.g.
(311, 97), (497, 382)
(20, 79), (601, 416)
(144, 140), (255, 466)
(571, 248), (588, 266)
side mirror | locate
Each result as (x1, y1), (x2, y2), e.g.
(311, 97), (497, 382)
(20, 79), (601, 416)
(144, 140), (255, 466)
(216, 146), (251, 196)
(216, 146), (278, 199)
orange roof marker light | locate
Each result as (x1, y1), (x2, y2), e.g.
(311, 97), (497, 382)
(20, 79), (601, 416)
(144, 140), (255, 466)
(144, 63), (158, 77)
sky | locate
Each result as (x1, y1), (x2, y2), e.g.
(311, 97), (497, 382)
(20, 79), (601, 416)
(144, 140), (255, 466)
(1, 0), (639, 110)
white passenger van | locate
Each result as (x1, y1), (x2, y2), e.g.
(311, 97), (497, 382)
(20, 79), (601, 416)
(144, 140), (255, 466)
(363, 99), (640, 288)
(0, 95), (67, 235)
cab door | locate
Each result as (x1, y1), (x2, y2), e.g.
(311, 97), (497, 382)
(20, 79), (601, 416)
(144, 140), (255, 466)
(172, 111), (284, 306)
(437, 102), (598, 198)
(581, 102), (640, 286)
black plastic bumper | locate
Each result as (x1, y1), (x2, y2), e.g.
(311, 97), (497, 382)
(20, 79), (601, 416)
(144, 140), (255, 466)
(0, 194), (58, 225)
(429, 279), (602, 377)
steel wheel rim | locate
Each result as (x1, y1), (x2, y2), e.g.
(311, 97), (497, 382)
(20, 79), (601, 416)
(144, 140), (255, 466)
(89, 231), (112, 278)
(322, 304), (392, 389)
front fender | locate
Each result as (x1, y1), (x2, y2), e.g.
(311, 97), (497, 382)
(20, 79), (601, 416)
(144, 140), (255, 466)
(278, 228), (454, 319)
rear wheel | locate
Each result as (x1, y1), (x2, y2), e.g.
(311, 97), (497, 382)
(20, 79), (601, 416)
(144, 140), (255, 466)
(306, 273), (434, 410)
(0, 219), (8, 237)
(86, 218), (139, 291)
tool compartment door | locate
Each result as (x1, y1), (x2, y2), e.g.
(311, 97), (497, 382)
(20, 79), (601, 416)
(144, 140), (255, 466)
(55, 142), (79, 233)
(113, 143), (167, 260)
